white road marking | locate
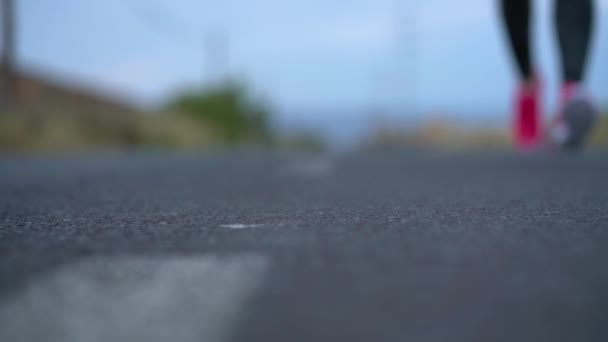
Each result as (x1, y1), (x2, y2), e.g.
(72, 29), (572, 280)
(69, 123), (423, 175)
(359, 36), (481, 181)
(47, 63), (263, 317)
(220, 224), (264, 229)
(283, 156), (334, 178)
(0, 255), (269, 342)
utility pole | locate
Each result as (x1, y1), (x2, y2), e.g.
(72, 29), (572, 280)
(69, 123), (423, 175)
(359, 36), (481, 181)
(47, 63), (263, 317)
(204, 30), (229, 87)
(394, 0), (418, 115)
(1, 0), (16, 110)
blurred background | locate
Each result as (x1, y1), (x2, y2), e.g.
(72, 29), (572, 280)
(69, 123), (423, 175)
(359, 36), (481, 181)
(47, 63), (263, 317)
(1, 0), (607, 153)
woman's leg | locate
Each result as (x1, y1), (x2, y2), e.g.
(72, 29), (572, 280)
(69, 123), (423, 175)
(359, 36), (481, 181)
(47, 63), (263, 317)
(500, 0), (542, 150)
(552, 0), (597, 149)
(556, 0), (594, 83)
(501, 0), (533, 81)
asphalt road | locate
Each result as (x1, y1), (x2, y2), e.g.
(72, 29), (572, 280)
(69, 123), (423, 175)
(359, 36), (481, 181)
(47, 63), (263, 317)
(1, 150), (608, 342)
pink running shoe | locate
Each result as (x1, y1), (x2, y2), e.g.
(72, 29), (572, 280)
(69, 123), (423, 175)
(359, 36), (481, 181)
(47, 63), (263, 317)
(550, 82), (598, 150)
(512, 79), (543, 151)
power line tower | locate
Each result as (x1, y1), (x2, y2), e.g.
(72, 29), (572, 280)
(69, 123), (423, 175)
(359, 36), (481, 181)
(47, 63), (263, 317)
(1, 0), (16, 110)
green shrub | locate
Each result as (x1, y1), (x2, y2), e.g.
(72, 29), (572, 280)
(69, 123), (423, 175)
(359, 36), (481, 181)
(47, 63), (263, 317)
(167, 81), (273, 145)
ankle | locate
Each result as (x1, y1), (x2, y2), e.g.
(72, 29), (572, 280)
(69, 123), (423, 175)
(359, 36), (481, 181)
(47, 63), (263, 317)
(519, 75), (540, 94)
(561, 81), (584, 102)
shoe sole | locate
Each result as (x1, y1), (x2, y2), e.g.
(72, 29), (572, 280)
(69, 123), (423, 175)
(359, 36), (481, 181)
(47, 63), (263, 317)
(561, 98), (597, 150)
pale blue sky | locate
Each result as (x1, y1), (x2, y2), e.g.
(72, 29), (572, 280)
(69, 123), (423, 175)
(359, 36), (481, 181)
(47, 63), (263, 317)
(12, 0), (608, 117)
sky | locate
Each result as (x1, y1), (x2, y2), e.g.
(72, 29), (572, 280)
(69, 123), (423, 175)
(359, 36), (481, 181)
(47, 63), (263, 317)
(11, 0), (608, 119)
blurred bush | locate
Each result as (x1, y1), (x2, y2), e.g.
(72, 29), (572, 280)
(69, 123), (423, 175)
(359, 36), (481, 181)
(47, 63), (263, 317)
(365, 116), (510, 151)
(589, 111), (608, 147)
(0, 107), (218, 152)
(366, 110), (608, 151)
(167, 81), (274, 146)
(0, 76), (279, 152)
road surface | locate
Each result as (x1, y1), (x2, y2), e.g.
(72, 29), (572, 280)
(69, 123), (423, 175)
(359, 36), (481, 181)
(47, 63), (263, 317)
(1, 150), (608, 341)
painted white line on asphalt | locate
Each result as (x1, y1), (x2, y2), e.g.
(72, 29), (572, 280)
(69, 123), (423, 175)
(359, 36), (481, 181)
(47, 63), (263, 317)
(0, 255), (269, 342)
(283, 157), (334, 178)
(221, 224), (264, 229)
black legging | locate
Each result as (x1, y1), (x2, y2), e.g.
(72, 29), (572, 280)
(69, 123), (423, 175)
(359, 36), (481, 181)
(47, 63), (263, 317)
(501, 0), (594, 82)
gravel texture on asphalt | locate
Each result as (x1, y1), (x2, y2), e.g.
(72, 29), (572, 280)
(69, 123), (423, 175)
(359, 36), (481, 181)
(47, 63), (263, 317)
(1, 150), (608, 341)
